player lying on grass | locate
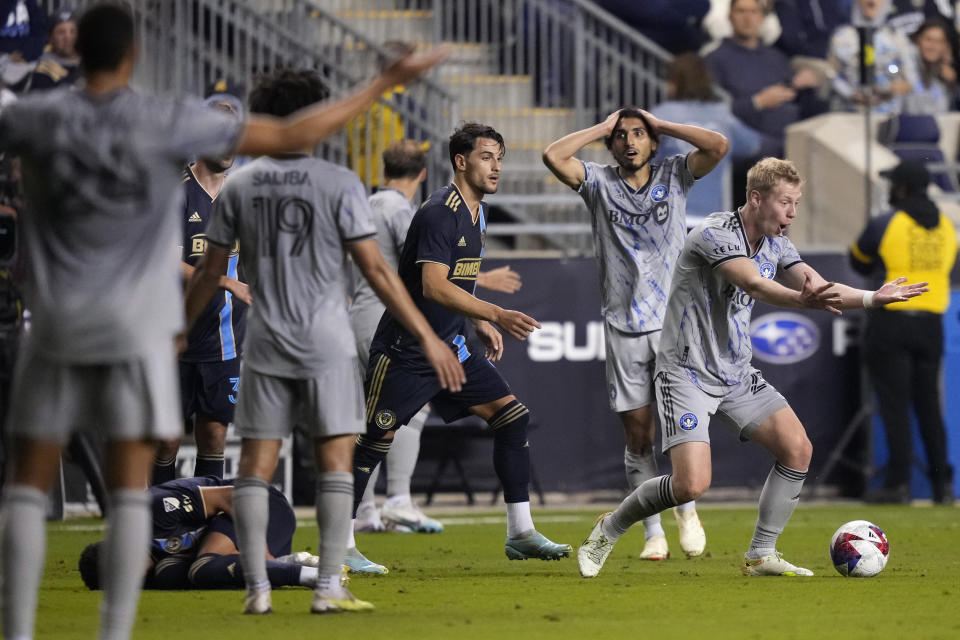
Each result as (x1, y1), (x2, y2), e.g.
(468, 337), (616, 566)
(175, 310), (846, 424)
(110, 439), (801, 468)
(577, 157), (928, 578)
(78, 477), (325, 591)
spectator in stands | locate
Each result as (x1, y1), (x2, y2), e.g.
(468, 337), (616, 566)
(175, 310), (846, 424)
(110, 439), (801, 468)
(828, 0), (918, 114)
(849, 160), (957, 505)
(903, 16), (958, 113)
(773, 0), (853, 59)
(23, 8), (78, 92)
(596, 1), (710, 55)
(705, 0), (820, 199)
(0, 0), (46, 88)
(703, 0), (782, 47)
(652, 53), (765, 219)
(705, 0), (822, 153)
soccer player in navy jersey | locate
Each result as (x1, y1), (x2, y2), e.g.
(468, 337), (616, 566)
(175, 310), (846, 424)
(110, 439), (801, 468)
(78, 477), (322, 592)
(152, 98), (251, 485)
(351, 123), (572, 569)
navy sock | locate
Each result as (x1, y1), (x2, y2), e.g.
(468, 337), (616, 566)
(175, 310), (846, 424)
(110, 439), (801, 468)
(188, 553), (301, 589)
(151, 457), (177, 485)
(193, 454), (225, 479)
(489, 400), (531, 503)
(352, 434), (391, 516)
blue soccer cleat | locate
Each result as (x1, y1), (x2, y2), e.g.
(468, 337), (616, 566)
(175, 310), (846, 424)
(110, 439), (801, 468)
(344, 546), (389, 575)
(504, 529), (572, 561)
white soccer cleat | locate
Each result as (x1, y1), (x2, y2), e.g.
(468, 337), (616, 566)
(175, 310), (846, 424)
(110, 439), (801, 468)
(275, 551), (319, 567)
(311, 587), (375, 614)
(243, 588), (272, 615)
(381, 501), (443, 534)
(578, 512), (616, 578)
(742, 552), (814, 577)
(674, 506), (706, 557)
(639, 533), (670, 561)
(354, 502), (386, 533)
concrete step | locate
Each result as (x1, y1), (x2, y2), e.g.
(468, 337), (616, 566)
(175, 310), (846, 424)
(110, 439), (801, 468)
(334, 8), (435, 44)
(459, 106), (575, 147)
(328, 0), (402, 11)
(439, 75), (533, 110)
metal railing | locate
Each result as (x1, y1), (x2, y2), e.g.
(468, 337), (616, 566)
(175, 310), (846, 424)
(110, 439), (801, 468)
(41, 0), (458, 194)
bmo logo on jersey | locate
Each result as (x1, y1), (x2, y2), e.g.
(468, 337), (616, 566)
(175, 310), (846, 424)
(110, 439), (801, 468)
(527, 321), (606, 362)
(750, 312), (820, 364)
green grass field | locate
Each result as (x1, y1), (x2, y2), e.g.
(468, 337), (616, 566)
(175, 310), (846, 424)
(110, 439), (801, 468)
(36, 504), (959, 639)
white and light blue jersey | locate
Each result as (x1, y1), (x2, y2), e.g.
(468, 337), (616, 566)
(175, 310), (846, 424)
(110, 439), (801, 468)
(578, 154), (695, 333)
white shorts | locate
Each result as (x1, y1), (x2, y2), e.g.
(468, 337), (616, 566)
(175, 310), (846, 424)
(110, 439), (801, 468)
(5, 340), (182, 443)
(234, 360), (365, 439)
(654, 368), (789, 453)
(604, 322), (660, 412)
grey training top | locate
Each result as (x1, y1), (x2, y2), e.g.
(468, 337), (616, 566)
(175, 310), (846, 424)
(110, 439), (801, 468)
(657, 209), (804, 394)
(347, 187), (415, 332)
(577, 154), (695, 333)
(206, 155), (376, 377)
(0, 87), (241, 362)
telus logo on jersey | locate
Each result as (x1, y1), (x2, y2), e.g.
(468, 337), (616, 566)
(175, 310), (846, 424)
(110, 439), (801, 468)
(750, 312), (820, 364)
(527, 321), (606, 362)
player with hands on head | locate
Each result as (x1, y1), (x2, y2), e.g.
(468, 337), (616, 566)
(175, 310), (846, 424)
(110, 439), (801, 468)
(544, 105), (729, 561)
(577, 157), (926, 580)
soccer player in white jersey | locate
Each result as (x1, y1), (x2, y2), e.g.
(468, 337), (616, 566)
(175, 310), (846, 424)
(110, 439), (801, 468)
(349, 139), (521, 545)
(543, 107), (729, 560)
(577, 157), (928, 578)
(185, 70), (463, 615)
(0, 3), (446, 638)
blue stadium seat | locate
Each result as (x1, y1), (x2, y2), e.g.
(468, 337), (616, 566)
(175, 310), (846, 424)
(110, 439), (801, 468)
(878, 114), (956, 192)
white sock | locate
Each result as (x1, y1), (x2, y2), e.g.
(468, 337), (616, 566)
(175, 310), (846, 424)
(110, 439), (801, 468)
(385, 493), (412, 508)
(676, 501), (696, 514)
(506, 501), (535, 538)
(347, 524), (356, 550)
(315, 573), (345, 598)
(298, 566), (319, 587)
(2, 485), (47, 640)
(99, 489), (151, 640)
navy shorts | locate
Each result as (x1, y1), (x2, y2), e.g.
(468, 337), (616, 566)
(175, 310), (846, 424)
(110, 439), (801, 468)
(364, 349), (511, 434)
(206, 486), (294, 557)
(179, 358), (241, 426)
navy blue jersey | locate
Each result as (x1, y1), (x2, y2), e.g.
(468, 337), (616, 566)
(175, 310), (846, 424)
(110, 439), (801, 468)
(180, 167), (247, 362)
(149, 476), (226, 563)
(370, 183), (486, 369)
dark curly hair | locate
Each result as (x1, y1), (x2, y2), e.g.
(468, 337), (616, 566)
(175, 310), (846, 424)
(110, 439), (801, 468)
(604, 107), (660, 153)
(448, 123), (504, 170)
(76, 2), (135, 73)
(78, 541), (103, 590)
(248, 69), (331, 117)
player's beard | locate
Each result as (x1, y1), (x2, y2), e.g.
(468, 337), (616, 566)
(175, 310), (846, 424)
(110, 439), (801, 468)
(614, 150), (649, 174)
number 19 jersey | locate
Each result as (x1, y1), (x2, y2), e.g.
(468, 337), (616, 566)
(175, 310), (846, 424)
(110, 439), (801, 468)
(205, 155), (376, 378)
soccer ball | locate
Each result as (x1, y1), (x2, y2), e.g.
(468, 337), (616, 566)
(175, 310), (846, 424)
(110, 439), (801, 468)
(829, 520), (890, 577)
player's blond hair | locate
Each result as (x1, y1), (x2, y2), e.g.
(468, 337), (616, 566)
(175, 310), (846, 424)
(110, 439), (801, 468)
(745, 157), (803, 199)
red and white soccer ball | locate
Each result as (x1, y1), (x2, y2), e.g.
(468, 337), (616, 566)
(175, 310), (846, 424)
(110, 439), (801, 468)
(829, 520), (890, 578)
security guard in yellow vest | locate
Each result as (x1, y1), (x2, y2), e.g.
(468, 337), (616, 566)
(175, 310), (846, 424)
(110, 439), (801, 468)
(850, 160), (957, 505)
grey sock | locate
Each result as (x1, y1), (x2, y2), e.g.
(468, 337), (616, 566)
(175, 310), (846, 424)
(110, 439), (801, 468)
(749, 462), (807, 556)
(233, 477), (270, 592)
(605, 475), (678, 539)
(316, 471), (354, 576)
(387, 408), (427, 497)
(2, 485), (47, 640)
(99, 489), (151, 640)
(359, 463), (380, 508)
(624, 449), (663, 533)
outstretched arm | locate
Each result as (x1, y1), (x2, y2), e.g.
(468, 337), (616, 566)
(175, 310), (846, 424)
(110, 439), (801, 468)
(477, 265), (521, 293)
(717, 258), (843, 313)
(542, 110), (621, 189)
(780, 263), (928, 311)
(639, 109), (729, 178)
(349, 239), (465, 391)
(421, 262), (540, 341)
(235, 48), (446, 157)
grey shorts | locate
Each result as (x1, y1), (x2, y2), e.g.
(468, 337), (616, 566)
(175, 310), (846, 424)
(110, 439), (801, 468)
(234, 360), (365, 439)
(349, 303), (383, 375)
(654, 368), (789, 453)
(5, 340), (182, 443)
(604, 322), (660, 412)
